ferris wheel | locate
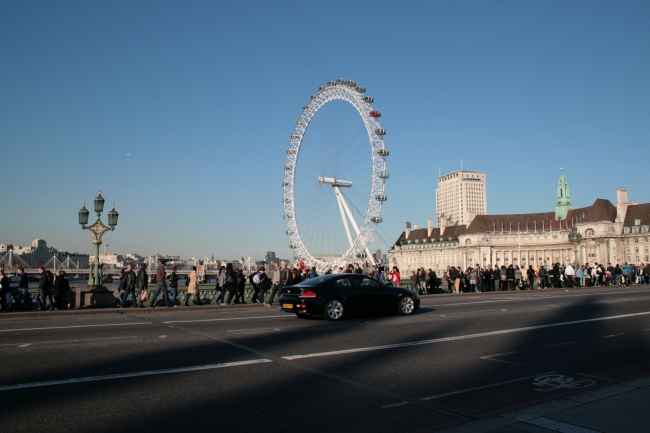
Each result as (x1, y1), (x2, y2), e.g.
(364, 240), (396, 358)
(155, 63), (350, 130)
(283, 79), (389, 273)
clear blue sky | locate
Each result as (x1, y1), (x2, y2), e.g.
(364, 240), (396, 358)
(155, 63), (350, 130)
(1, 1), (648, 260)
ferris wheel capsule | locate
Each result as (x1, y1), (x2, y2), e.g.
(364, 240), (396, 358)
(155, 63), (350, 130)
(363, 96), (374, 103)
(318, 86), (326, 91)
(378, 171), (389, 179)
(347, 80), (356, 87)
(327, 80), (335, 86)
(375, 128), (386, 136)
(377, 149), (389, 157)
(369, 110), (381, 118)
(355, 86), (365, 93)
(371, 216), (383, 223)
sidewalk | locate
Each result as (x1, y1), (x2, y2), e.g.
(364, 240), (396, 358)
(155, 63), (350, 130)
(439, 374), (650, 433)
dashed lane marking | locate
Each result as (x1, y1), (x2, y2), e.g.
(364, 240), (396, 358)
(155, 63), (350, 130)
(479, 352), (524, 366)
(0, 359), (272, 391)
(602, 333), (625, 338)
(575, 373), (613, 381)
(549, 341), (576, 347)
(0, 336), (138, 348)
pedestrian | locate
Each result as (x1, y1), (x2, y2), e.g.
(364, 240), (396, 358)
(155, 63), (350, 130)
(427, 268), (437, 293)
(526, 265), (536, 290)
(0, 270), (10, 312)
(216, 266), (227, 304)
(622, 263), (632, 287)
(309, 267), (318, 279)
(514, 265), (522, 291)
(453, 266), (461, 293)
(266, 261), (289, 307)
(252, 266), (269, 304)
(150, 261), (171, 308)
(353, 263), (363, 275)
(45, 270), (55, 310)
(136, 263), (149, 306)
(390, 266), (401, 287)
(52, 270), (71, 310)
(35, 266), (49, 311)
(371, 265), (382, 281)
(168, 267), (180, 307)
(265, 262), (280, 307)
(184, 266), (202, 306)
(224, 263), (238, 305)
(410, 271), (418, 291)
(234, 268), (246, 304)
(538, 265), (547, 289)
(16, 267), (31, 311)
(119, 264), (138, 307)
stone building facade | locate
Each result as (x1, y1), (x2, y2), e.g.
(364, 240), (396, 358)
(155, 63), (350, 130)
(390, 182), (649, 275)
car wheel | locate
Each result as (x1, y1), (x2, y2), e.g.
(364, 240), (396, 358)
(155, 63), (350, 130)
(324, 299), (344, 321)
(398, 295), (415, 316)
(295, 312), (310, 319)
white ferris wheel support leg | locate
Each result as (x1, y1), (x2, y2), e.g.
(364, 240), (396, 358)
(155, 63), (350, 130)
(336, 188), (377, 266)
(334, 187), (355, 248)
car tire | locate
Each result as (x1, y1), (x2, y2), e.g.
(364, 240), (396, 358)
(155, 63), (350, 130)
(295, 312), (310, 319)
(397, 295), (415, 316)
(324, 298), (344, 321)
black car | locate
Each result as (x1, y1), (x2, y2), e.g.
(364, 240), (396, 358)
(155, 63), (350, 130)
(278, 273), (420, 321)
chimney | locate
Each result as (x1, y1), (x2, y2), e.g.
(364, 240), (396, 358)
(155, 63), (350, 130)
(413, 223), (419, 230)
(615, 188), (628, 223)
(405, 222), (411, 239)
(428, 218), (434, 237)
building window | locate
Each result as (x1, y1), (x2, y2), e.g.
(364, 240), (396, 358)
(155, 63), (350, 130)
(635, 238), (640, 243)
(624, 227), (630, 234)
(635, 219), (641, 226)
(642, 226), (649, 233)
(632, 226), (640, 234)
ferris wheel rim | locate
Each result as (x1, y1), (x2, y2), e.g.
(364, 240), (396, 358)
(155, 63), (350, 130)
(283, 80), (388, 272)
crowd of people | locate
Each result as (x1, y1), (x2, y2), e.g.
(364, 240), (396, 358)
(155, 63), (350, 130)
(397, 262), (649, 294)
(2, 260), (648, 312)
(0, 266), (72, 312)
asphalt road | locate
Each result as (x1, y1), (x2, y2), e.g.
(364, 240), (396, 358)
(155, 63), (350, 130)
(1, 286), (650, 433)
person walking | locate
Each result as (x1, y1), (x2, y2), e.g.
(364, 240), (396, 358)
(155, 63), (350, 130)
(0, 270), (10, 312)
(216, 266), (227, 305)
(168, 267), (180, 307)
(223, 263), (238, 305)
(410, 271), (418, 292)
(119, 265), (138, 307)
(266, 261), (289, 307)
(514, 265), (522, 291)
(16, 267), (31, 311)
(35, 266), (49, 311)
(52, 270), (71, 310)
(265, 262), (281, 306)
(252, 266), (269, 304)
(390, 266), (401, 288)
(538, 265), (547, 289)
(184, 266), (202, 306)
(136, 263), (149, 307)
(233, 268), (246, 304)
(150, 261), (171, 308)
(526, 265), (536, 290)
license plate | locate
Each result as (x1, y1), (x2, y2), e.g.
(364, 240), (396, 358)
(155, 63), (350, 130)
(283, 303), (293, 309)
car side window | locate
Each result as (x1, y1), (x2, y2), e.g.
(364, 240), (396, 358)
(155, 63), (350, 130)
(352, 276), (381, 288)
(333, 277), (352, 287)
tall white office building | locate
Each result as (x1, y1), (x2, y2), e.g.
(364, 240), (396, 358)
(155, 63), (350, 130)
(436, 170), (487, 229)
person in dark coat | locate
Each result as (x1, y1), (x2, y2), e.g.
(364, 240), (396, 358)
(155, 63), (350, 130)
(52, 270), (70, 310)
(233, 269), (246, 304)
(0, 270), (10, 312)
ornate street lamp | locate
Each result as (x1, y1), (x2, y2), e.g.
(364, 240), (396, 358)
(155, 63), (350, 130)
(568, 227), (583, 269)
(79, 190), (118, 286)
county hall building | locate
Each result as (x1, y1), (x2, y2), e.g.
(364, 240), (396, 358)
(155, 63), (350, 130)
(389, 172), (649, 274)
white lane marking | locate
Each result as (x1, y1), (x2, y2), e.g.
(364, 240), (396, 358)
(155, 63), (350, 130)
(382, 401), (409, 408)
(163, 315), (293, 324)
(0, 359), (272, 392)
(158, 335), (167, 339)
(602, 333), (625, 338)
(420, 372), (556, 400)
(0, 336), (138, 347)
(282, 311), (650, 360)
(0, 323), (151, 333)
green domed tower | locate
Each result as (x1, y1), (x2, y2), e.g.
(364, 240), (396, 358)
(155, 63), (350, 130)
(555, 169), (572, 221)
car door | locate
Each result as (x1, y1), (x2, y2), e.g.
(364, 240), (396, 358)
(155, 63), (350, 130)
(350, 275), (386, 310)
(331, 276), (362, 311)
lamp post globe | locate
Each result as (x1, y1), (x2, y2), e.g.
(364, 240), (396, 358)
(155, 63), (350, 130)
(94, 190), (105, 213)
(108, 205), (119, 227)
(79, 202), (89, 226)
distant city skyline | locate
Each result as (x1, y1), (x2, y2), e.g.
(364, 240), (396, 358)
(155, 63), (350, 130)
(1, 1), (648, 260)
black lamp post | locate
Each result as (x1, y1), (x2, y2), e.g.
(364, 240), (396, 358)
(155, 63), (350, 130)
(568, 227), (583, 269)
(79, 191), (119, 286)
